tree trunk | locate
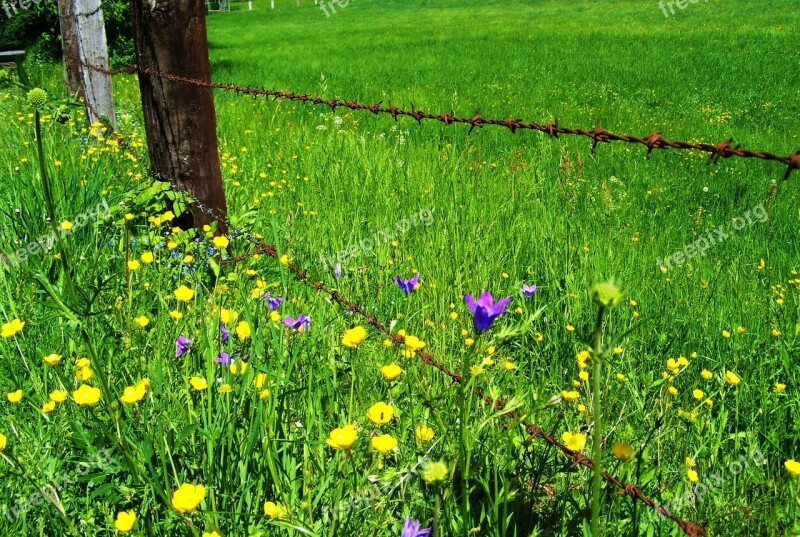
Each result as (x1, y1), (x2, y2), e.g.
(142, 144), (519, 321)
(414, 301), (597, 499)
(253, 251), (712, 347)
(74, 0), (117, 131)
(130, 0), (228, 234)
(57, 0), (83, 97)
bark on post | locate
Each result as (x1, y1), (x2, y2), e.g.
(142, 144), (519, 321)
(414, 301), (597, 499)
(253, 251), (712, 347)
(74, 0), (117, 130)
(130, 0), (228, 234)
(57, 0), (83, 97)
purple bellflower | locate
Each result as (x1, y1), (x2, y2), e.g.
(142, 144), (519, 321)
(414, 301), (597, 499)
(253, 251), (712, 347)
(284, 314), (311, 332)
(175, 336), (192, 358)
(394, 273), (420, 294)
(401, 517), (431, 537)
(464, 291), (511, 332)
(522, 284), (538, 297)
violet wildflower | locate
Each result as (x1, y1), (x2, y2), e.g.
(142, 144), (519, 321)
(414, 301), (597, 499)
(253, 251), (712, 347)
(175, 336), (192, 358)
(220, 322), (229, 343)
(394, 273), (420, 294)
(284, 315), (311, 332)
(522, 284), (538, 297)
(464, 291), (511, 333)
(335, 262), (342, 281)
(215, 351), (231, 366)
(401, 517), (431, 537)
(261, 291), (284, 311)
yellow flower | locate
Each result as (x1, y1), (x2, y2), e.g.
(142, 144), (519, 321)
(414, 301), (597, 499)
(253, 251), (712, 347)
(76, 366), (93, 380)
(701, 369), (713, 380)
(49, 389), (67, 403)
(161, 210), (175, 221)
(270, 310), (281, 322)
(1, 318), (24, 338)
(612, 442), (634, 462)
(41, 400), (56, 413)
(722, 330), (731, 338)
(381, 363), (403, 381)
(449, 312), (458, 320)
(578, 371), (589, 382)
(212, 236), (229, 249)
(613, 347), (623, 355)
(174, 285), (195, 302)
(254, 373), (267, 389)
(72, 384), (100, 406)
(43, 353), (62, 366)
(219, 384), (232, 394)
(202, 532), (221, 537)
(366, 402), (394, 425)
(482, 357), (495, 366)
(784, 459), (800, 476)
(115, 510), (136, 532)
(692, 389), (704, 400)
(134, 315), (149, 327)
(230, 362), (248, 376)
(534, 332), (543, 342)
(687, 469), (699, 482)
(183, 255), (194, 264)
(342, 326), (367, 348)
(127, 260), (140, 271)
(560, 390), (580, 402)
(772, 329), (782, 337)
(774, 382), (787, 393)
(263, 501), (287, 519)
(677, 356), (689, 367)
(7, 390), (22, 403)
(566, 324), (575, 332)
(326, 424), (357, 450)
(704, 398), (713, 406)
(190, 377), (208, 391)
(235, 321), (251, 339)
(725, 370), (741, 386)
(280, 254), (289, 265)
(169, 310), (183, 320)
(577, 404), (586, 412)
(561, 431), (586, 452)
(616, 373), (627, 381)
(219, 309), (239, 324)
(415, 424), (434, 442)
(171, 483), (206, 513)
(120, 384), (146, 404)
(0, 433), (6, 452)
(371, 434), (398, 455)
(668, 386), (678, 396)
(464, 338), (474, 347)
(503, 361), (516, 371)
(59, 220), (73, 231)
(404, 335), (425, 352)
(737, 326), (746, 334)
(140, 252), (154, 264)
(469, 365), (484, 376)
(686, 456), (696, 467)
(420, 460), (449, 484)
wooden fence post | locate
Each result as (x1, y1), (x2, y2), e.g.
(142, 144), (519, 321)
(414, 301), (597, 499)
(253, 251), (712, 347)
(130, 0), (229, 234)
(73, 0), (117, 130)
(57, 0), (83, 97)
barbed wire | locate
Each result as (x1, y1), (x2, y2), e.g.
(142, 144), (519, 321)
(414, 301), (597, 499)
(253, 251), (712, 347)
(78, 59), (800, 182)
(77, 96), (706, 536)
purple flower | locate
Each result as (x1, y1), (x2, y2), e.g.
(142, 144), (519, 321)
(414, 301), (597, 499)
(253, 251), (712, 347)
(175, 336), (192, 358)
(465, 291), (511, 333)
(522, 284), (538, 297)
(215, 351), (231, 366)
(401, 517), (431, 537)
(261, 291), (284, 311)
(394, 273), (420, 294)
(284, 314), (311, 332)
(335, 262), (342, 281)
(220, 322), (229, 343)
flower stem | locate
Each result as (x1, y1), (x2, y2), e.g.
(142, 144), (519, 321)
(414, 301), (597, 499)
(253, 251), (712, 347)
(590, 305), (605, 536)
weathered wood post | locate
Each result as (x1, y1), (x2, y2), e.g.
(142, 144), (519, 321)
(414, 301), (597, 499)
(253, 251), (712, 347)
(73, 0), (117, 130)
(57, 0), (83, 97)
(130, 0), (229, 234)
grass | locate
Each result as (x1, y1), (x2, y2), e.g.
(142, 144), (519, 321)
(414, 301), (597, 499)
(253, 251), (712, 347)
(0, 0), (799, 535)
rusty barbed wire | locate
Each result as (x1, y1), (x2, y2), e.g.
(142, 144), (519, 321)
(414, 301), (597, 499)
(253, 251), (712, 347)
(78, 59), (800, 182)
(75, 96), (705, 536)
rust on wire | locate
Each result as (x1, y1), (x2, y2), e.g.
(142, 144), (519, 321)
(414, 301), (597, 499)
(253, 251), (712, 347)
(78, 58), (799, 182)
(79, 63), (707, 537)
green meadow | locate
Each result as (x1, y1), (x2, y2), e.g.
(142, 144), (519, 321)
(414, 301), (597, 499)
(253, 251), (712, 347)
(0, 0), (799, 535)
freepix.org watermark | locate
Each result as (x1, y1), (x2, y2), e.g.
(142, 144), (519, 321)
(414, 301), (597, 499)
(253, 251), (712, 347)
(0, 199), (110, 270)
(1, 0), (56, 20)
(1, 448), (113, 522)
(658, 0), (709, 19)
(320, 207), (434, 271)
(656, 203), (767, 272)
(659, 444), (766, 517)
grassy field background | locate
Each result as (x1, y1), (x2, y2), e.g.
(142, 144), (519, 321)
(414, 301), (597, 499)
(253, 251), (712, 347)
(0, 0), (799, 535)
